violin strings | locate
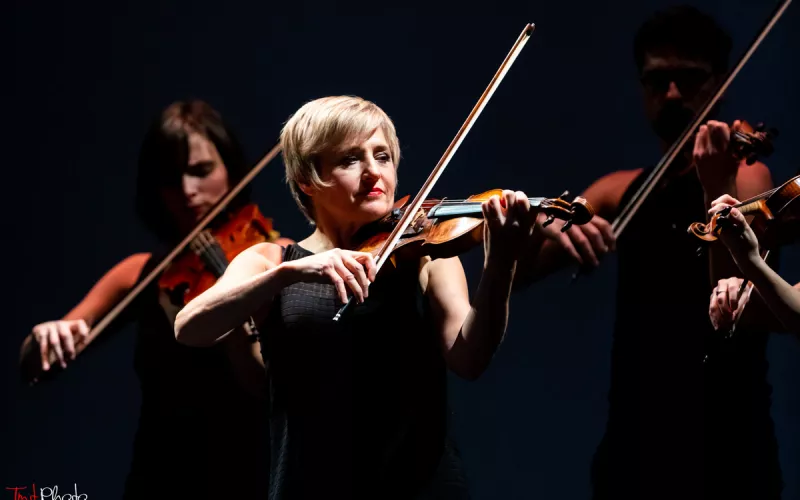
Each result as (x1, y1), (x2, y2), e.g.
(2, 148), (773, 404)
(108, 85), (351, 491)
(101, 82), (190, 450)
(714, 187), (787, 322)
(194, 231), (227, 277)
(433, 197), (547, 205)
(202, 233), (229, 277)
(735, 185), (779, 207)
(204, 231), (230, 271)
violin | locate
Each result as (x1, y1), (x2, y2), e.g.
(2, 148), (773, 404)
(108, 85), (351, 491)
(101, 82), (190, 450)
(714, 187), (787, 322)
(611, 0), (791, 241)
(689, 174), (800, 249)
(351, 189), (594, 262)
(333, 23), (540, 320)
(21, 143), (286, 384)
(159, 203), (282, 307)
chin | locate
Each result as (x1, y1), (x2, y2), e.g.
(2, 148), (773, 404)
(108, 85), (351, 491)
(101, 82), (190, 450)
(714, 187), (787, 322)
(358, 202), (391, 221)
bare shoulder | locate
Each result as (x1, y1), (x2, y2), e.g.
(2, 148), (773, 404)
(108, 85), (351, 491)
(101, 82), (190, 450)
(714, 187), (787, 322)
(418, 255), (466, 295)
(112, 252), (153, 285)
(736, 159), (772, 184)
(242, 242), (284, 266)
(583, 168), (644, 218)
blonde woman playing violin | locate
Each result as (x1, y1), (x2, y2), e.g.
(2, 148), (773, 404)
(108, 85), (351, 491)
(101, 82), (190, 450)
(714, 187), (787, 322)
(708, 194), (800, 336)
(174, 95), (549, 499)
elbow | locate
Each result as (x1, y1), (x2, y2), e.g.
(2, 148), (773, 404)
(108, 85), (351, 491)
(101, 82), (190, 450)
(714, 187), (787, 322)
(448, 357), (489, 382)
(174, 307), (211, 347)
(444, 334), (498, 381)
(457, 367), (484, 382)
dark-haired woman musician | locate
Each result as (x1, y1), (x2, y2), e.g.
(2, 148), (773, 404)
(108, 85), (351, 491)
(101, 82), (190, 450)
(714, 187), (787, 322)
(174, 95), (547, 499)
(19, 100), (292, 499)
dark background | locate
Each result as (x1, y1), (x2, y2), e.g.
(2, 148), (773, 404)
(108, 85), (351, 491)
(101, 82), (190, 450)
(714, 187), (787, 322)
(7, 1), (800, 498)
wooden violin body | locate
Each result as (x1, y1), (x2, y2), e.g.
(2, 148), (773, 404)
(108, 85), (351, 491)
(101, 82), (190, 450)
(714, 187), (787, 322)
(352, 189), (594, 262)
(688, 174), (800, 248)
(158, 203), (281, 307)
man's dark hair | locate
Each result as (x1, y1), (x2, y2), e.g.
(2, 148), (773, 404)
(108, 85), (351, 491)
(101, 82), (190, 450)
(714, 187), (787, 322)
(135, 100), (250, 243)
(634, 5), (733, 74)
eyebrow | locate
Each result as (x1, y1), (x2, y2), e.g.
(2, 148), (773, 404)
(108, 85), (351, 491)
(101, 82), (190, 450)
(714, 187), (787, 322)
(334, 142), (389, 157)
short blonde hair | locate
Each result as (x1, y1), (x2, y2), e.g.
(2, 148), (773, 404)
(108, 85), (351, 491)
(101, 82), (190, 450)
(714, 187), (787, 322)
(280, 96), (401, 222)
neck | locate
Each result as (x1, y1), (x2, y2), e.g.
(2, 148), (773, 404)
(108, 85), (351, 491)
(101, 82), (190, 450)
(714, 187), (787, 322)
(299, 210), (365, 253)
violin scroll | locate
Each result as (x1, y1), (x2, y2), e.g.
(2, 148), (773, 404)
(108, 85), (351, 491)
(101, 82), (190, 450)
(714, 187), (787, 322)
(733, 120), (778, 165)
(687, 206), (733, 242)
(540, 191), (595, 231)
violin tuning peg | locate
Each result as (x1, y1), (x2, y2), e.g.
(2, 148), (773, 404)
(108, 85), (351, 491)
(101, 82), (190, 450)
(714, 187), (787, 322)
(561, 220), (574, 232)
(755, 122), (765, 132)
(559, 190), (570, 200)
(542, 215), (555, 228)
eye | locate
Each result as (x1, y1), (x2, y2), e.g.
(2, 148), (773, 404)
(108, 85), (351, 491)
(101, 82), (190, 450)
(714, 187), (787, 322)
(376, 152), (391, 163)
(186, 162), (216, 177)
(340, 155), (359, 166)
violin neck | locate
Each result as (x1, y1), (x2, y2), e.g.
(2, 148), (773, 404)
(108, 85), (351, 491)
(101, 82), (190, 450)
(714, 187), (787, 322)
(428, 198), (545, 219)
(193, 234), (229, 278)
(735, 199), (764, 217)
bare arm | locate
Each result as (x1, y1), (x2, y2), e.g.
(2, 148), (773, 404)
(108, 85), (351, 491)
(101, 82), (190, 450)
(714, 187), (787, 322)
(174, 243), (287, 347)
(175, 243), (379, 347)
(736, 260), (800, 335)
(423, 190), (537, 380)
(20, 252), (151, 380)
(423, 254), (515, 380)
(704, 160), (773, 287)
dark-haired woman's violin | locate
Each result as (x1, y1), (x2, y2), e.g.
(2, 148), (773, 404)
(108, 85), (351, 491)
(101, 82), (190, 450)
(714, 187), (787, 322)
(158, 203), (283, 307)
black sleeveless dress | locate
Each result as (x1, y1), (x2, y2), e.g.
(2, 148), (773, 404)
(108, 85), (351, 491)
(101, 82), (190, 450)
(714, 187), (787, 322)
(259, 244), (469, 500)
(591, 169), (783, 499)
(123, 255), (268, 499)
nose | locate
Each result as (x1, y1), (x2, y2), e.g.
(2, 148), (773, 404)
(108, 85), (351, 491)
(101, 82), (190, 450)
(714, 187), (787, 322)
(363, 157), (381, 181)
(182, 174), (199, 200)
(665, 81), (682, 100)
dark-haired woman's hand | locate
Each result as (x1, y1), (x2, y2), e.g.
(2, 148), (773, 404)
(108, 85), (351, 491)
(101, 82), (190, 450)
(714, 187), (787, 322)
(30, 319), (90, 371)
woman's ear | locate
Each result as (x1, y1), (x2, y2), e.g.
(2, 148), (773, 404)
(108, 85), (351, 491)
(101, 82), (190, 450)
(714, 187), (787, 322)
(298, 183), (314, 197)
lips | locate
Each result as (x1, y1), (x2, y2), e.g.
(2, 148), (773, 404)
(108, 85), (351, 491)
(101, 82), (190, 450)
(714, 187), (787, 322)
(360, 186), (384, 196)
(188, 204), (206, 216)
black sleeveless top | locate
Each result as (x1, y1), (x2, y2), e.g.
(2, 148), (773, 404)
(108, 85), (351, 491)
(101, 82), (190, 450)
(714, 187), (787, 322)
(260, 244), (448, 500)
(123, 255), (268, 499)
(591, 168), (782, 499)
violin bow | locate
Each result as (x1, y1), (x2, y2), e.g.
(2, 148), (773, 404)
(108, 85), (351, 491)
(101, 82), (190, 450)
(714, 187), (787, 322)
(569, 0), (792, 283)
(23, 143), (283, 382)
(612, 0), (792, 239)
(332, 23), (536, 321)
